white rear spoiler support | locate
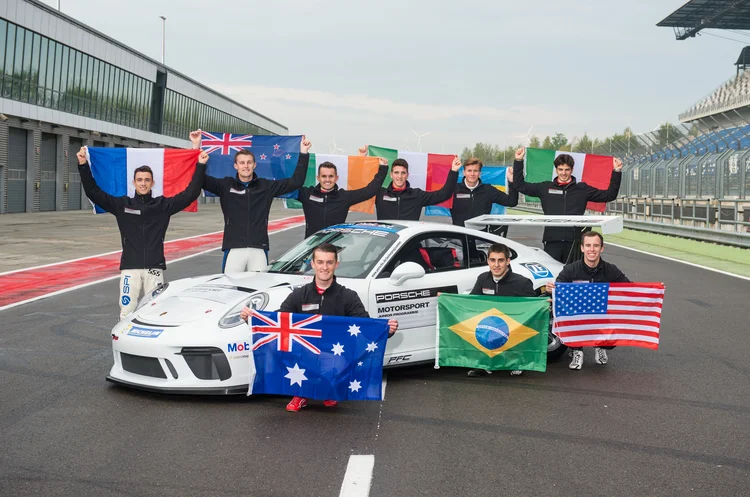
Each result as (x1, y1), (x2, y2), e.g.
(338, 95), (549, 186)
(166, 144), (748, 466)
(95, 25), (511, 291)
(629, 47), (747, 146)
(464, 215), (624, 235)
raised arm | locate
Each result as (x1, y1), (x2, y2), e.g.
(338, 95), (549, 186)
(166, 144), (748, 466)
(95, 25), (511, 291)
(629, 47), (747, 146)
(585, 158), (622, 203)
(489, 167), (519, 207)
(77, 147), (122, 214)
(270, 136), (312, 197)
(165, 151), (208, 215)
(418, 157), (460, 206)
(343, 158), (389, 205)
(512, 148), (543, 197)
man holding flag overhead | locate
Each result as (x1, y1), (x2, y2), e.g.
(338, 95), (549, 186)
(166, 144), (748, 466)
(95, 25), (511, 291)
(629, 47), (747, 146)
(189, 131), (311, 272)
(450, 158), (518, 228)
(546, 231), (631, 370)
(240, 243), (399, 412)
(375, 155), (461, 221)
(513, 148), (623, 263)
(293, 157), (390, 237)
(77, 145), (208, 319)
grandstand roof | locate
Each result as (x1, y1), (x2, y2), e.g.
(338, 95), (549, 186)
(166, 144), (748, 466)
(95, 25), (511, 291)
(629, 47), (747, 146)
(657, 0), (750, 40)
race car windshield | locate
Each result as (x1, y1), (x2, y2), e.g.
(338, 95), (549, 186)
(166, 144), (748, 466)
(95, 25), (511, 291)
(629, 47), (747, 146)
(268, 227), (398, 278)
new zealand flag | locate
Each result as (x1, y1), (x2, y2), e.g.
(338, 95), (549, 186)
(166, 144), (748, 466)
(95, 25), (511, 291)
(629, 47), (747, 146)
(248, 310), (389, 401)
(200, 132), (302, 198)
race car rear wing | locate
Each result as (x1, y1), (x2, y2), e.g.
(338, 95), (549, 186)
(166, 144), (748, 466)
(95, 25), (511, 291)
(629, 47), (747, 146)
(464, 214), (624, 235)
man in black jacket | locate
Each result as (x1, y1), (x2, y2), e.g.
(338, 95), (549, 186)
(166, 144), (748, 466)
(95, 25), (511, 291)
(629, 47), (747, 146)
(513, 148), (623, 263)
(375, 156), (461, 221)
(451, 158), (518, 227)
(294, 157), (389, 237)
(77, 146), (207, 319)
(546, 231), (630, 370)
(240, 243), (398, 412)
(468, 243), (537, 377)
(191, 131), (311, 272)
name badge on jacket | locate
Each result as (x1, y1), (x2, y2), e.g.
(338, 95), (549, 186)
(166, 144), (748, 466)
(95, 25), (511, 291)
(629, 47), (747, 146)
(456, 193), (471, 199)
(548, 189), (563, 195)
(482, 288), (495, 295)
(309, 195), (324, 203)
(301, 303), (320, 312)
(383, 196), (397, 202)
(230, 188), (246, 194)
(124, 208), (141, 215)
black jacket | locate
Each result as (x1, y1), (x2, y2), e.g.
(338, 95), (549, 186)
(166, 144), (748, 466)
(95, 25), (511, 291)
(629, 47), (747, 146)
(556, 259), (630, 283)
(513, 159), (621, 242)
(79, 161), (206, 271)
(451, 178), (519, 227)
(375, 170), (459, 221)
(470, 268), (536, 297)
(278, 278), (369, 317)
(297, 164), (388, 237)
(203, 154), (309, 251)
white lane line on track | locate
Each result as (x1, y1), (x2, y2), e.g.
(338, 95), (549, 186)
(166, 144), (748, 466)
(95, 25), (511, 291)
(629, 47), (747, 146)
(381, 373), (387, 400)
(0, 230), (223, 277)
(0, 222), (304, 312)
(608, 242), (750, 282)
(339, 455), (375, 497)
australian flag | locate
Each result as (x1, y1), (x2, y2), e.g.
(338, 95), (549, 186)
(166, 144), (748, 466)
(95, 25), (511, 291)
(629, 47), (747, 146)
(248, 310), (390, 401)
(200, 132), (302, 198)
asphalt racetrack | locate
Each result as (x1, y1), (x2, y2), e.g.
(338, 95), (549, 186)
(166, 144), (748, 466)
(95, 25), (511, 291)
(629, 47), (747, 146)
(1, 219), (748, 497)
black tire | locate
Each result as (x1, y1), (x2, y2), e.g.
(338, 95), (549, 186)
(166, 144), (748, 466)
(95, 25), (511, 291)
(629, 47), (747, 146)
(547, 318), (568, 360)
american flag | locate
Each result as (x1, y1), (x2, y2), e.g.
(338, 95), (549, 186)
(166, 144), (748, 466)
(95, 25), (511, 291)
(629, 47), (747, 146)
(553, 282), (665, 349)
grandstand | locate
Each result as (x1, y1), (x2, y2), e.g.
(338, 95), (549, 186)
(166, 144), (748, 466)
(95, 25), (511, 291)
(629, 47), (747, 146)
(600, 1), (750, 233)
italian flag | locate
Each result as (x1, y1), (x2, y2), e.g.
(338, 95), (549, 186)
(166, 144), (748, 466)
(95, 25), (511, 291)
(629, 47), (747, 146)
(367, 145), (455, 209)
(524, 148), (614, 212)
(284, 153), (381, 213)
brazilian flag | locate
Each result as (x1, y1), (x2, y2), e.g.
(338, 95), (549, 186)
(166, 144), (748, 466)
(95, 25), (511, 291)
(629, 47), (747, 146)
(437, 294), (549, 372)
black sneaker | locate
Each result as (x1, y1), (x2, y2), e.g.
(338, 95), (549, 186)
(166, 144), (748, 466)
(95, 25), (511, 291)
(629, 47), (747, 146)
(467, 369), (492, 377)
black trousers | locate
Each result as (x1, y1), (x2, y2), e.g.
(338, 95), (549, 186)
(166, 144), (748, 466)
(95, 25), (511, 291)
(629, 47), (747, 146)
(544, 241), (575, 263)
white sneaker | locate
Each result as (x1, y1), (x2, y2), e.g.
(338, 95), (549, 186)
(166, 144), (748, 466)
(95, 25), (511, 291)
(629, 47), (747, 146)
(509, 370), (524, 376)
(594, 347), (608, 365)
(569, 350), (584, 370)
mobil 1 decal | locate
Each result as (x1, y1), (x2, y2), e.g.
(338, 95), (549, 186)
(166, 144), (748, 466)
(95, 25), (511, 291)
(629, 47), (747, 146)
(375, 285), (458, 328)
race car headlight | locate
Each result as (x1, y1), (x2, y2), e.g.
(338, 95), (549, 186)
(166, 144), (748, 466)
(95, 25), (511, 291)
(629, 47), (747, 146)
(135, 282), (170, 311)
(219, 292), (269, 329)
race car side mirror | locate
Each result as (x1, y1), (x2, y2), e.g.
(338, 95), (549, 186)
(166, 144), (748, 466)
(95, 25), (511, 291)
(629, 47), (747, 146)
(389, 262), (426, 286)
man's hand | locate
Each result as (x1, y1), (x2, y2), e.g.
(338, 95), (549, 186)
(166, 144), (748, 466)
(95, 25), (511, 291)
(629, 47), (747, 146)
(189, 129), (202, 150)
(240, 306), (252, 322)
(613, 157), (623, 172)
(300, 135), (312, 153)
(378, 156), (389, 166)
(77, 146), (88, 165)
(388, 319), (399, 337)
(545, 282), (556, 294)
(507, 166), (514, 183)
(198, 151), (209, 164)
(515, 148), (525, 161)
(358, 145), (368, 156)
(451, 156), (462, 171)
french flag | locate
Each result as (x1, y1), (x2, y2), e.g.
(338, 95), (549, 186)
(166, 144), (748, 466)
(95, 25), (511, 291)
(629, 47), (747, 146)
(86, 148), (201, 214)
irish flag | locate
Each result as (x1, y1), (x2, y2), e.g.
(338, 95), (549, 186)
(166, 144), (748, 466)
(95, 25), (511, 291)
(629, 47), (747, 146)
(524, 148), (615, 212)
(367, 145), (455, 209)
(86, 148), (201, 214)
(284, 153), (382, 213)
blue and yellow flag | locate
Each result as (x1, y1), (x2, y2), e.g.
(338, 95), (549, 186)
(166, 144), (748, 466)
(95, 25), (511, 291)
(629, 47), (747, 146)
(437, 294), (549, 371)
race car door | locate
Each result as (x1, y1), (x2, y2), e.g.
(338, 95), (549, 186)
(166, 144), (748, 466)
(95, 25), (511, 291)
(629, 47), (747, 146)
(369, 231), (485, 366)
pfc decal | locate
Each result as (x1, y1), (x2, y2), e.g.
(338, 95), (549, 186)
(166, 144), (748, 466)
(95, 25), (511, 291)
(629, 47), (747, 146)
(518, 262), (553, 279)
(387, 354), (412, 364)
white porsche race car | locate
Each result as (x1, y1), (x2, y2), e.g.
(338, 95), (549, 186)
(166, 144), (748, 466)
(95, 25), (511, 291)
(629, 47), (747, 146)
(107, 220), (566, 394)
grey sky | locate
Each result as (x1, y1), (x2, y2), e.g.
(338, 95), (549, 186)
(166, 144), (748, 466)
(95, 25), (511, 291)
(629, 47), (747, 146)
(41, 0), (748, 155)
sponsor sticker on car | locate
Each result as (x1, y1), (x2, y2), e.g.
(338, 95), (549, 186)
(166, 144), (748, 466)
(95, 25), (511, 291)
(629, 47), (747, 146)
(127, 326), (164, 338)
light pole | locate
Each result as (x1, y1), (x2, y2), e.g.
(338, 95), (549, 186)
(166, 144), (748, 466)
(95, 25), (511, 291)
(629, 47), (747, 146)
(159, 16), (166, 64)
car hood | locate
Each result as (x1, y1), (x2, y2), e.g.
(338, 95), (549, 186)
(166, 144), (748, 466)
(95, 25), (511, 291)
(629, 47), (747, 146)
(135, 272), (315, 326)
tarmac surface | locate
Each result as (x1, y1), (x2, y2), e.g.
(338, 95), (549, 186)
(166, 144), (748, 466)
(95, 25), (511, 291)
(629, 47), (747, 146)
(0, 205), (749, 496)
